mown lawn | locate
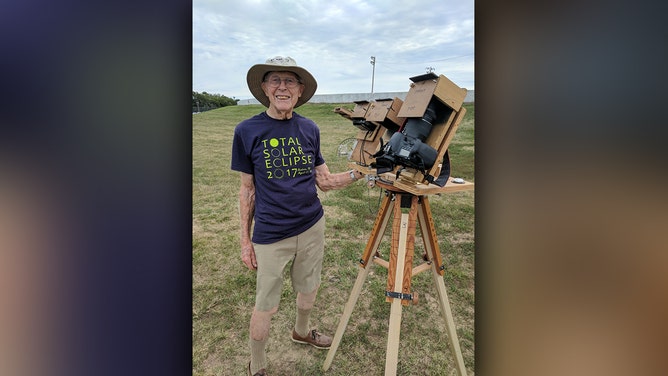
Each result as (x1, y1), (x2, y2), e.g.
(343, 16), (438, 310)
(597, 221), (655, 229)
(193, 102), (475, 375)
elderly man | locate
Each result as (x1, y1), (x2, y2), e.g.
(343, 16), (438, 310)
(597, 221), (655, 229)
(231, 56), (364, 376)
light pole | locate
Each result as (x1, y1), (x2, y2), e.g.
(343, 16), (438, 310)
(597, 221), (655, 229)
(370, 56), (376, 97)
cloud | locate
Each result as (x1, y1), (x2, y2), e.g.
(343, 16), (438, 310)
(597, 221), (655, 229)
(193, 0), (474, 99)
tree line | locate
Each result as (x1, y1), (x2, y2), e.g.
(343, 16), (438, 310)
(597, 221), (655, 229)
(192, 91), (238, 112)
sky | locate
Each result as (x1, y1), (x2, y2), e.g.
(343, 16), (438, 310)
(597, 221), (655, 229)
(193, 0), (474, 100)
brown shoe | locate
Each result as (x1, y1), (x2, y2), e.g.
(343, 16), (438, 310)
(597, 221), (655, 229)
(291, 328), (332, 349)
(248, 361), (268, 376)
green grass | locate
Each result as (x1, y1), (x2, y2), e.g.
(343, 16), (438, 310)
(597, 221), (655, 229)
(193, 103), (475, 375)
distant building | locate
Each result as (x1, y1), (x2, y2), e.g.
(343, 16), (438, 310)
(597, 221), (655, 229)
(237, 90), (474, 106)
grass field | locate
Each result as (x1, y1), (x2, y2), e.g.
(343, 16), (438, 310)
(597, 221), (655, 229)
(193, 103), (475, 375)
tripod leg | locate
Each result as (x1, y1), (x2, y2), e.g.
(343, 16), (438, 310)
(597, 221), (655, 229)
(324, 193), (393, 371)
(419, 196), (467, 375)
(385, 295), (404, 375)
(322, 260), (373, 371)
(432, 259), (468, 376)
(359, 191), (394, 267)
(384, 195), (416, 375)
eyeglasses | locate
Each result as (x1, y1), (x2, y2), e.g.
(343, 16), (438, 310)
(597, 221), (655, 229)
(264, 76), (301, 88)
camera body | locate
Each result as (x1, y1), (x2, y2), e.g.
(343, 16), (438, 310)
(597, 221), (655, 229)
(374, 98), (442, 175)
(384, 130), (439, 170)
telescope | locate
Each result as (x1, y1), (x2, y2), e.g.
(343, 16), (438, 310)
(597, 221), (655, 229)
(336, 72), (467, 189)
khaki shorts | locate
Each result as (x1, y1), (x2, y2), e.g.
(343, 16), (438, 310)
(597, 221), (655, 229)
(253, 216), (325, 311)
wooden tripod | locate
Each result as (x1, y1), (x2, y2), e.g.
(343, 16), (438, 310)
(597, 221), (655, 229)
(322, 181), (469, 375)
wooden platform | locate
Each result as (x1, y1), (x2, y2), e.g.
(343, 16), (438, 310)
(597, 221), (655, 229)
(350, 163), (474, 196)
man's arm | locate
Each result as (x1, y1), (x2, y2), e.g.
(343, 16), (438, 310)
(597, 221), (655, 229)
(239, 172), (257, 270)
(314, 163), (364, 192)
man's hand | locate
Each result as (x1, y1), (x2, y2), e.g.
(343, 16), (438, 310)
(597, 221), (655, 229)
(241, 243), (257, 270)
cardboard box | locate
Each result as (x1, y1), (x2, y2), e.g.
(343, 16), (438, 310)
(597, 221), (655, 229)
(392, 74), (468, 186)
(350, 100), (371, 119)
(348, 97), (407, 165)
(384, 97), (406, 132)
(365, 97), (405, 132)
(398, 74), (467, 118)
(365, 98), (394, 121)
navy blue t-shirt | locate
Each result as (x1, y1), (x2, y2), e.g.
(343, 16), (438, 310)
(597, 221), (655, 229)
(231, 111), (326, 244)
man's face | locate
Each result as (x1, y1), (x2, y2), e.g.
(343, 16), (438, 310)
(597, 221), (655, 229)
(261, 71), (304, 113)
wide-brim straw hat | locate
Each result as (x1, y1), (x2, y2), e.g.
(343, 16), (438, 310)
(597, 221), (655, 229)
(246, 56), (317, 108)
